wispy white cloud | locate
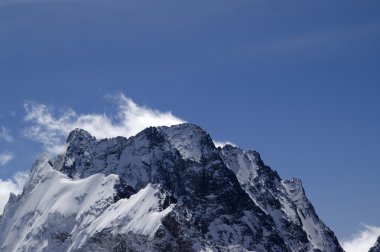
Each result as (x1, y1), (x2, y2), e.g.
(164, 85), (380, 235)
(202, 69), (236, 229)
(23, 93), (185, 154)
(214, 140), (236, 148)
(341, 225), (380, 252)
(0, 151), (14, 166)
(0, 126), (14, 143)
(0, 171), (28, 215)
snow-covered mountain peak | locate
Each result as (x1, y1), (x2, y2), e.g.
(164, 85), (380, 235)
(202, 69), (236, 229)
(161, 123), (215, 162)
(23, 155), (53, 193)
(219, 144), (343, 252)
(66, 128), (95, 144)
(0, 123), (343, 252)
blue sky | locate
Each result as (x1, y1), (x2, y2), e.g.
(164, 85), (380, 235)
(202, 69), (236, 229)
(1, 0), (380, 246)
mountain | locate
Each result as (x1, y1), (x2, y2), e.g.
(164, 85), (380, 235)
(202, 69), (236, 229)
(370, 237), (380, 252)
(0, 123), (343, 252)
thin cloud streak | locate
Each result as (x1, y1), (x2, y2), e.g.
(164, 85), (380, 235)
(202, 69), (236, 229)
(23, 93), (185, 154)
(341, 225), (380, 252)
(0, 152), (14, 166)
(0, 127), (14, 143)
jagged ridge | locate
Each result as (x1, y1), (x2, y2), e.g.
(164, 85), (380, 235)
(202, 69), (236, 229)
(0, 123), (343, 252)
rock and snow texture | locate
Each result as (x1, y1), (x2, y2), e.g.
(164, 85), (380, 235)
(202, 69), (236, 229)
(0, 157), (174, 252)
(220, 146), (343, 252)
(370, 237), (380, 252)
(0, 123), (343, 252)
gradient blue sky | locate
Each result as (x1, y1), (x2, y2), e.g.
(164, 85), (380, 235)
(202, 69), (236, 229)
(1, 0), (380, 241)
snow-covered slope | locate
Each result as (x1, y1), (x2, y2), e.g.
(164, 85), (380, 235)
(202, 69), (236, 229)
(0, 123), (343, 252)
(0, 157), (174, 252)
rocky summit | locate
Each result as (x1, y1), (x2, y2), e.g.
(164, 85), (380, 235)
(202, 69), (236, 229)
(0, 123), (344, 252)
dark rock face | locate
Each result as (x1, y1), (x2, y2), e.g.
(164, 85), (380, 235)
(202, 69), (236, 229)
(113, 178), (137, 202)
(0, 123), (343, 252)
